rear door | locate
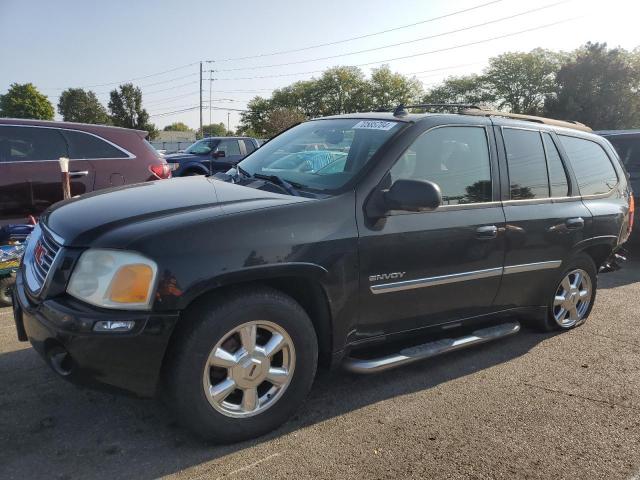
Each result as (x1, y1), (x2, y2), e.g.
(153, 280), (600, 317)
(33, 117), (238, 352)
(214, 139), (244, 170)
(492, 122), (591, 308)
(0, 125), (93, 224)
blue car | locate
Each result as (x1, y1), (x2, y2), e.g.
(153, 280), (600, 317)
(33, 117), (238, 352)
(165, 137), (260, 176)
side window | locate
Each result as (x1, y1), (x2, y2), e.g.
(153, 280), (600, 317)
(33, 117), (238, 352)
(0, 126), (67, 162)
(243, 139), (256, 154)
(61, 130), (128, 159)
(389, 126), (492, 205)
(607, 137), (640, 175)
(503, 128), (549, 200)
(559, 135), (618, 196)
(217, 140), (241, 156)
(542, 133), (569, 197)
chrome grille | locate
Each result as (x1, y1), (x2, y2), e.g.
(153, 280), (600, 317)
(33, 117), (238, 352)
(31, 228), (62, 288)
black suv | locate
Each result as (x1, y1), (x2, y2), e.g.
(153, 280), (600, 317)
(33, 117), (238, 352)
(13, 108), (632, 442)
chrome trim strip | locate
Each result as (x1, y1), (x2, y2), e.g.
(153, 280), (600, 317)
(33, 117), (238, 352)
(370, 260), (562, 294)
(503, 260), (562, 275)
(370, 267), (503, 294)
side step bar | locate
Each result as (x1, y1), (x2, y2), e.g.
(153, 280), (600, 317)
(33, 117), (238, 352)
(343, 322), (521, 374)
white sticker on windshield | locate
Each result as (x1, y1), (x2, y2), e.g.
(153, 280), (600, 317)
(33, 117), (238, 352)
(352, 120), (397, 131)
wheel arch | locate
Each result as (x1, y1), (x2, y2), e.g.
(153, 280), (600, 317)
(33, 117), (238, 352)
(571, 235), (618, 270)
(178, 162), (209, 176)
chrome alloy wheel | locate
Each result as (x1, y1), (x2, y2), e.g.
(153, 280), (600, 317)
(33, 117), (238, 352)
(202, 320), (296, 418)
(552, 268), (592, 328)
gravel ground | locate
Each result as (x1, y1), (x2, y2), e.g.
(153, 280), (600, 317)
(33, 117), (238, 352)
(1, 262), (640, 480)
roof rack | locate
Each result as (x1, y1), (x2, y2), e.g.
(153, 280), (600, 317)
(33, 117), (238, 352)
(460, 108), (592, 132)
(391, 103), (592, 132)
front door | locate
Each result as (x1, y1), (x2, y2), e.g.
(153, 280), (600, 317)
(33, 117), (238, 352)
(357, 124), (506, 337)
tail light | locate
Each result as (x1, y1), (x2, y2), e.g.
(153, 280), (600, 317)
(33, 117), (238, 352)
(629, 195), (635, 233)
(149, 163), (172, 180)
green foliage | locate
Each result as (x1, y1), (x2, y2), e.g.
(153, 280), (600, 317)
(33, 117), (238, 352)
(163, 122), (192, 132)
(57, 88), (109, 124)
(199, 122), (227, 137)
(368, 65), (423, 111)
(0, 83), (54, 120)
(421, 74), (494, 106)
(108, 83), (156, 135)
(545, 43), (640, 129)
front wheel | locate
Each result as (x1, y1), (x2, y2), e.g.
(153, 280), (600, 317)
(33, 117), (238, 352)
(0, 275), (15, 307)
(165, 287), (318, 442)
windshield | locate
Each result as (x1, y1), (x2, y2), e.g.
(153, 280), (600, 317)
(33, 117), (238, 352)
(238, 119), (402, 192)
(185, 139), (213, 155)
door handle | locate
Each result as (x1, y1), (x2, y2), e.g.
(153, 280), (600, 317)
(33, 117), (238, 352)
(565, 217), (584, 230)
(69, 170), (89, 177)
(476, 225), (498, 239)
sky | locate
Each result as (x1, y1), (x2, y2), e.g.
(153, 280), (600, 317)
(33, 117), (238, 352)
(1, 0), (639, 132)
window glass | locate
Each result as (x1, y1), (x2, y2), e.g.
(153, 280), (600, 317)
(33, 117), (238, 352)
(389, 126), (492, 205)
(559, 135), (618, 196)
(239, 118), (401, 192)
(503, 128), (549, 200)
(217, 140), (241, 156)
(0, 126), (68, 162)
(185, 139), (212, 155)
(606, 136), (640, 175)
(542, 133), (569, 197)
(243, 139), (256, 154)
(62, 130), (128, 159)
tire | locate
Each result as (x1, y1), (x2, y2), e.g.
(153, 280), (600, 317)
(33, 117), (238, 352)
(533, 253), (597, 332)
(164, 287), (318, 442)
(0, 276), (15, 307)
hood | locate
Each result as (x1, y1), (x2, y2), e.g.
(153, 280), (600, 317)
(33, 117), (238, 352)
(163, 152), (201, 162)
(43, 176), (310, 246)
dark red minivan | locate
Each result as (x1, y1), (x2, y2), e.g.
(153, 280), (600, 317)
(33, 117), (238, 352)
(0, 118), (170, 226)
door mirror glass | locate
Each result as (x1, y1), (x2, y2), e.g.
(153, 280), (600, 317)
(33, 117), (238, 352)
(213, 150), (226, 158)
(384, 179), (442, 212)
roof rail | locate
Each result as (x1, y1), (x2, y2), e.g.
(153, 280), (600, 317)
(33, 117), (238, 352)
(393, 103), (479, 117)
(460, 108), (592, 132)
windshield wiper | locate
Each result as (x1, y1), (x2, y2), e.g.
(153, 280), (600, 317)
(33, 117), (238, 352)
(252, 173), (301, 196)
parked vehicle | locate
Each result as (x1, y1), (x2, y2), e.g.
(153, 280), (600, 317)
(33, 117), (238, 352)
(597, 130), (639, 239)
(165, 136), (260, 176)
(13, 106), (632, 442)
(0, 223), (34, 306)
(0, 119), (171, 226)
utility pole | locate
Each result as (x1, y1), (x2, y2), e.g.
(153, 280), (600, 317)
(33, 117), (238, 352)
(209, 70), (212, 127)
(227, 112), (230, 134)
(199, 61), (203, 139)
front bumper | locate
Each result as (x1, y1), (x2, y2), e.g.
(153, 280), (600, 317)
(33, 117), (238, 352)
(13, 270), (179, 397)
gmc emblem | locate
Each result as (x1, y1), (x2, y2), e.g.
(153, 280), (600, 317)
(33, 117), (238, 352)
(34, 242), (46, 267)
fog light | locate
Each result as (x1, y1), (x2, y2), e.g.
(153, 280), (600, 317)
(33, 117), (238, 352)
(93, 320), (135, 332)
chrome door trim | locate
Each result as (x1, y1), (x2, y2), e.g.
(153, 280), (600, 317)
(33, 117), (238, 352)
(503, 260), (562, 275)
(370, 260), (562, 294)
(370, 267), (503, 294)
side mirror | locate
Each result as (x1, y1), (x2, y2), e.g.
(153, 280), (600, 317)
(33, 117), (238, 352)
(384, 179), (442, 212)
(213, 150), (226, 158)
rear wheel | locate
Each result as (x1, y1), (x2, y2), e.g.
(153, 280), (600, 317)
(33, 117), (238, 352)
(533, 253), (597, 332)
(165, 287), (318, 442)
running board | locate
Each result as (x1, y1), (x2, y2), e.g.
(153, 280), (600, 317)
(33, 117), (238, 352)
(343, 322), (521, 374)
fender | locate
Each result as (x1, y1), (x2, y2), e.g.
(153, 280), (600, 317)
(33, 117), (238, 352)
(175, 262), (330, 310)
(570, 235), (618, 256)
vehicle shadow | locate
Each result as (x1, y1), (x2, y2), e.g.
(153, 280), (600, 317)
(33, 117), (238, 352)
(0, 326), (552, 480)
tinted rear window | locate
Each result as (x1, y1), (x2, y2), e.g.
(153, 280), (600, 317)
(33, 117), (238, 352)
(559, 135), (618, 196)
(0, 125), (67, 161)
(503, 128), (549, 200)
(62, 130), (129, 159)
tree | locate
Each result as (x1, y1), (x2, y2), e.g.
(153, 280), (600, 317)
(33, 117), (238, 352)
(264, 108), (306, 138)
(545, 43), (640, 129)
(367, 65), (423, 111)
(483, 49), (564, 115)
(422, 75), (494, 106)
(238, 97), (273, 136)
(198, 122), (227, 137)
(163, 122), (191, 132)
(108, 83), (156, 135)
(57, 88), (109, 124)
(0, 83), (54, 120)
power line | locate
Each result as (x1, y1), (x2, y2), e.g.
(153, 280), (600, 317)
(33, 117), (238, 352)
(214, 2), (568, 73)
(215, 17), (579, 82)
(210, 0), (504, 62)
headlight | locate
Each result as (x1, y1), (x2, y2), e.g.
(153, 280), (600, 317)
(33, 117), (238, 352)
(67, 249), (158, 310)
